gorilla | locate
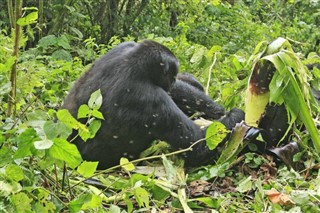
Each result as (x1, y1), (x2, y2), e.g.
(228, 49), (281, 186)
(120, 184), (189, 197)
(63, 40), (244, 169)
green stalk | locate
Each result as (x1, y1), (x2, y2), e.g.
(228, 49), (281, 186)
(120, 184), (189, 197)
(7, 0), (23, 117)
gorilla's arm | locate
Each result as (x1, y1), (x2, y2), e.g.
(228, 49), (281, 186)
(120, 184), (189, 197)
(170, 79), (226, 120)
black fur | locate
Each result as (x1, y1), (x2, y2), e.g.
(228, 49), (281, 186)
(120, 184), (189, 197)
(170, 73), (226, 119)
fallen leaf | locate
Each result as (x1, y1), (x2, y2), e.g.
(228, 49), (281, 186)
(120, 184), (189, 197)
(266, 188), (295, 206)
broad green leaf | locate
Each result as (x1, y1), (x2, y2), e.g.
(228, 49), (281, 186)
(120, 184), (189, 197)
(120, 158), (135, 171)
(48, 138), (82, 169)
(205, 121), (228, 150)
(57, 109), (88, 135)
(134, 187), (149, 208)
(190, 47), (206, 64)
(77, 104), (91, 119)
(52, 49), (72, 61)
(88, 120), (102, 139)
(14, 128), (39, 159)
(88, 89), (103, 109)
(38, 35), (57, 48)
(17, 11), (38, 26)
(92, 109), (104, 119)
(69, 193), (102, 212)
(34, 139), (54, 150)
(34, 189), (56, 213)
(57, 35), (71, 49)
(77, 161), (98, 178)
(11, 192), (33, 213)
(6, 164), (24, 182)
(44, 120), (72, 140)
(194, 197), (221, 208)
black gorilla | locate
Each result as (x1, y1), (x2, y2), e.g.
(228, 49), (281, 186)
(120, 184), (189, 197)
(63, 40), (244, 169)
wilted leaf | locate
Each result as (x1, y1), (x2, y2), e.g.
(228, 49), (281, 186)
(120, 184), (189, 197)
(217, 122), (250, 164)
(266, 188), (295, 206)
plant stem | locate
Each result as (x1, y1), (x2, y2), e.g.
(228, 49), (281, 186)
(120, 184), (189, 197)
(7, 0), (22, 117)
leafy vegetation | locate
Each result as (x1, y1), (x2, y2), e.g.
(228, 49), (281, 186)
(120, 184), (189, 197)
(0, 0), (319, 212)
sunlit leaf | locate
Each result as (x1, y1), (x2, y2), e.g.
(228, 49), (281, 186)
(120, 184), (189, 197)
(77, 104), (91, 119)
(48, 138), (82, 169)
(205, 121), (228, 150)
(134, 187), (149, 208)
(6, 164), (24, 182)
(120, 157), (135, 171)
(77, 161), (98, 178)
(17, 11), (38, 26)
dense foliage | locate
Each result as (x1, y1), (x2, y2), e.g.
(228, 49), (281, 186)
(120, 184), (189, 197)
(0, 0), (319, 212)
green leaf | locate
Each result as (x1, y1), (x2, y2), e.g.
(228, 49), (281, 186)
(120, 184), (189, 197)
(88, 89), (103, 109)
(57, 109), (89, 135)
(134, 187), (149, 208)
(14, 128), (39, 159)
(38, 35), (57, 48)
(92, 109), (104, 119)
(236, 176), (253, 193)
(88, 120), (101, 139)
(70, 26), (84, 39)
(48, 138), (82, 169)
(205, 121), (228, 150)
(69, 193), (102, 212)
(34, 139), (54, 150)
(77, 161), (98, 178)
(17, 11), (38, 26)
(6, 164), (24, 182)
(190, 47), (206, 64)
(57, 35), (71, 49)
(77, 104), (91, 119)
(11, 192), (33, 213)
(44, 120), (72, 140)
(120, 157), (135, 171)
(194, 197), (221, 208)
(0, 133), (3, 145)
(52, 49), (72, 61)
